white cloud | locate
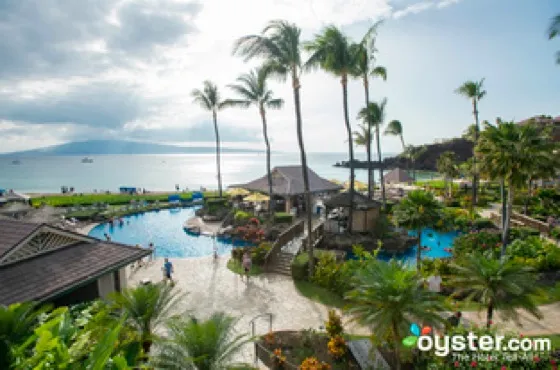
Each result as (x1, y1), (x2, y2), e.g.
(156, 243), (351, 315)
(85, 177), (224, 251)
(0, 0), (468, 153)
(392, 1), (435, 19)
(437, 0), (462, 9)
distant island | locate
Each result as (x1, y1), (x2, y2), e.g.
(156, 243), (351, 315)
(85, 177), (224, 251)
(0, 140), (262, 157)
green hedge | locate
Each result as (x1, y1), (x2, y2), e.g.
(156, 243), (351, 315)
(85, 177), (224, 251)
(29, 192), (221, 207)
(292, 253), (311, 281)
(472, 218), (495, 230)
(509, 226), (541, 240)
(274, 212), (294, 224)
(551, 227), (560, 240)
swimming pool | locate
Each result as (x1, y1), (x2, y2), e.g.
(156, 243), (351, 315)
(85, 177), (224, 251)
(88, 207), (251, 258)
(376, 228), (458, 264)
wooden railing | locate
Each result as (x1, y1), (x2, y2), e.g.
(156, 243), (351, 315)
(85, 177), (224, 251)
(303, 221), (325, 251)
(489, 211), (551, 235)
(264, 220), (304, 271)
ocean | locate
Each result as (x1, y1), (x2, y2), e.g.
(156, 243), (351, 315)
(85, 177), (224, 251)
(0, 152), (398, 194)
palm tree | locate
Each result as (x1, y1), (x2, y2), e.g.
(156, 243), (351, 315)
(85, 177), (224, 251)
(224, 67), (284, 216)
(392, 190), (442, 271)
(353, 123), (375, 196)
(436, 151), (459, 199)
(476, 120), (556, 255)
(450, 254), (542, 328)
(548, 14), (560, 64)
(108, 282), (183, 354)
(191, 81), (228, 198)
(233, 20), (316, 276)
(0, 302), (51, 368)
(352, 21), (387, 200)
(455, 79), (486, 208)
(357, 100), (388, 207)
(151, 313), (252, 370)
(384, 120), (408, 174)
(346, 259), (445, 370)
(304, 26), (358, 232)
(403, 145), (427, 181)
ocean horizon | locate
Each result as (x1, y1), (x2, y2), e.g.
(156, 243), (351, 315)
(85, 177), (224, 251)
(0, 152), (404, 194)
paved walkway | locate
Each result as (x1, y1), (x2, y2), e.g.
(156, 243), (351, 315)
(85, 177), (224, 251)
(460, 303), (560, 336)
(127, 256), (367, 365)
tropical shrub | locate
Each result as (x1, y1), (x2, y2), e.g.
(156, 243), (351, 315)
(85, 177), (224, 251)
(233, 225), (265, 243)
(507, 237), (560, 271)
(234, 210), (251, 224)
(251, 242), (272, 265)
(274, 212), (294, 224)
(271, 348), (286, 369)
(452, 230), (502, 258)
(509, 226), (540, 240)
(326, 335), (346, 360)
(325, 310), (343, 338)
(551, 226), (560, 240)
(420, 258), (453, 278)
(299, 357), (331, 370)
(292, 253), (311, 281)
(472, 218), (495, 230)
(311, 253), (341, 293)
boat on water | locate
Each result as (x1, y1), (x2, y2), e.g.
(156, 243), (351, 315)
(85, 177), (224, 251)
(11, 160), (21, 165)
(81, 157), (94, 163)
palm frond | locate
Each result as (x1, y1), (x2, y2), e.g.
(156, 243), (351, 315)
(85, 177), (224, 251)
(548, 14), (560, 39)
(384, 120), (402, 136)
(221, 99), (252, 109)
(266, 98), (284, 110)
(371, 65), (387, 80)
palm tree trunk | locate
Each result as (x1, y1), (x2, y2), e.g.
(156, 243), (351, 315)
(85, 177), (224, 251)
(260, 107), (274, 217)
(523, 178), (532, 215)
(392, 320), (401, 370)
(342, 76), (354, 233)
(292, 74), (314, 278)
(472, 99), (479, 207)
(501, 180), (514, 257)
(363, 76), (374, 200)
(212, 110), (223, 198)
(486, 303), (494, 329)
(416, 228), (422, 271)
(376, 121), (386, 208)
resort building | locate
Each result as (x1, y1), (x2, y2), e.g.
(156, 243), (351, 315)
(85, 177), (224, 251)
(0, 219), (149, 307)
(232, 165), (342, 214)
(324, 191), (382, 233)
(384, 168), (414, 185)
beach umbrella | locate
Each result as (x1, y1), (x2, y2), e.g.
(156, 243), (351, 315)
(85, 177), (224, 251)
(344, 180), (368, 191)
(244, 193), (270, 202)
(227, 187), (250, 196)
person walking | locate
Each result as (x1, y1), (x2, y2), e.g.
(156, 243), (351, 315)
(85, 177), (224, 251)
(242, 251), (252, 279)
(149, 242), (155, 262)
(163, 258), (174, 284)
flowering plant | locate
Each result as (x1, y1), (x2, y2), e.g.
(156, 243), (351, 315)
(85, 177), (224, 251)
(327, 335), (346, 360)
(299, 357), (331, 370)
(271, 348), (286, 368)
(325, 310), (343, 338)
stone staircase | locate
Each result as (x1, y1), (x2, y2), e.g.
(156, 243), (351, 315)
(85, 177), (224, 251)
(268, 234), (306, 276)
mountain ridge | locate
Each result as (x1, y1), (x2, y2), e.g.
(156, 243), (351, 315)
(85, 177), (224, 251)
(0, 140), (262, 157)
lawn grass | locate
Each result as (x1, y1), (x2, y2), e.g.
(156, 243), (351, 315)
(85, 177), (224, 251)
(31, 191), (220, 207)
(226, 258), (263, 276)
(293, 280), (346, 309)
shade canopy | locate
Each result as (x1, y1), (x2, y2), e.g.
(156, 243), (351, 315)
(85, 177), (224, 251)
(232, 166), (342, 196)
(244, 193), (270, 202)
(227, 187), (250, 196)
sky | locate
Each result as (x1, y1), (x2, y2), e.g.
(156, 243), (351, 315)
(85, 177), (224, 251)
(0, 0), (559, 154)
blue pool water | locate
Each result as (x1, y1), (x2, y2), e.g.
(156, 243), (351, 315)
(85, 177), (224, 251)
(376, 228), (459, 264)
(88, 207), (251, 258)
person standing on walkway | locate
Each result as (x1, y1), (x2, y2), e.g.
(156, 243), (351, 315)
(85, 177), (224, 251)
(242, 251), (252, 279)
(149, 242), (155, 262)
(163, 258), (174, 284)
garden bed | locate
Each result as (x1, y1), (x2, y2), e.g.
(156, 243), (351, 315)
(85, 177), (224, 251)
(257, 330), (360, 369)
